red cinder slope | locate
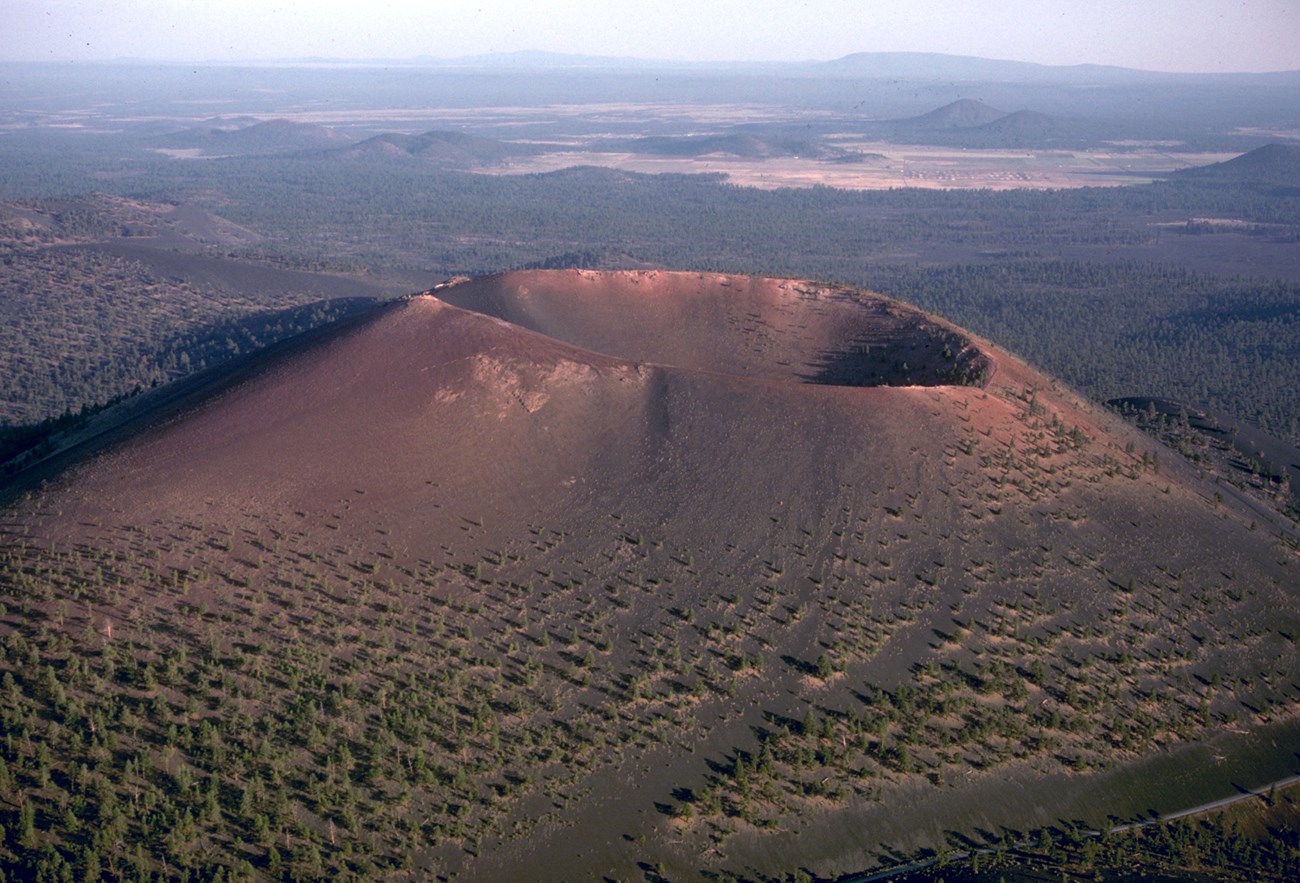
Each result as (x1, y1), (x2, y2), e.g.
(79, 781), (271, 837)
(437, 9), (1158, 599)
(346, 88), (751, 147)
(3, 271), (1296, 883)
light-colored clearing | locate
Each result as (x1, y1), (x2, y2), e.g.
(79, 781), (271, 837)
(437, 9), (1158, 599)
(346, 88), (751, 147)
(483, 144), (1238, 191)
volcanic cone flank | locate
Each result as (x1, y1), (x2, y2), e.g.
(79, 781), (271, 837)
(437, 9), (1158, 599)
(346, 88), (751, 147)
(3, 270), (1297, 883)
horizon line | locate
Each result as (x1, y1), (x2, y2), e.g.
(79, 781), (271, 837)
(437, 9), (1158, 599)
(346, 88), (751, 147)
(2, 50), (1298, 77)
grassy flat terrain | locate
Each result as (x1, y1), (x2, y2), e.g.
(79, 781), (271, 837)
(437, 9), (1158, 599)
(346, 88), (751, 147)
(482, 142), (1237, 191)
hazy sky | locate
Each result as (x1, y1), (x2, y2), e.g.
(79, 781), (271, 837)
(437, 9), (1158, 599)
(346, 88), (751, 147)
(7, 0), (1300, 72)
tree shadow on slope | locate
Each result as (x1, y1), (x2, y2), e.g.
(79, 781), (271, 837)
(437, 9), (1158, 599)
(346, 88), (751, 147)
(0, 296), (381, 486)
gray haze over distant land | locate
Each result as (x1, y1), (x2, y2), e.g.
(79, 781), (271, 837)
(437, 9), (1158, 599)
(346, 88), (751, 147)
(6, 0), (1299, 73)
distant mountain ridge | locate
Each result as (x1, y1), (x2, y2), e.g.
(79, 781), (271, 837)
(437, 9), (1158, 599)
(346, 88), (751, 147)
(808, 51), (1300, 83)
(237, 50), (1300, 81)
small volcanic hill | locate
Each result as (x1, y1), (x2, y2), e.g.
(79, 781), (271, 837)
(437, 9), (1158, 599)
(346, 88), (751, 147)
(897, 98), (1009, 130)
(1176, 142), (1300, 188)
(2, 271), (1298, 882)
(884, 100), (1090, 147)
(337, 130), (542, 166)
(972, 108), (1057, 135)
(153, 118), (352, 155)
